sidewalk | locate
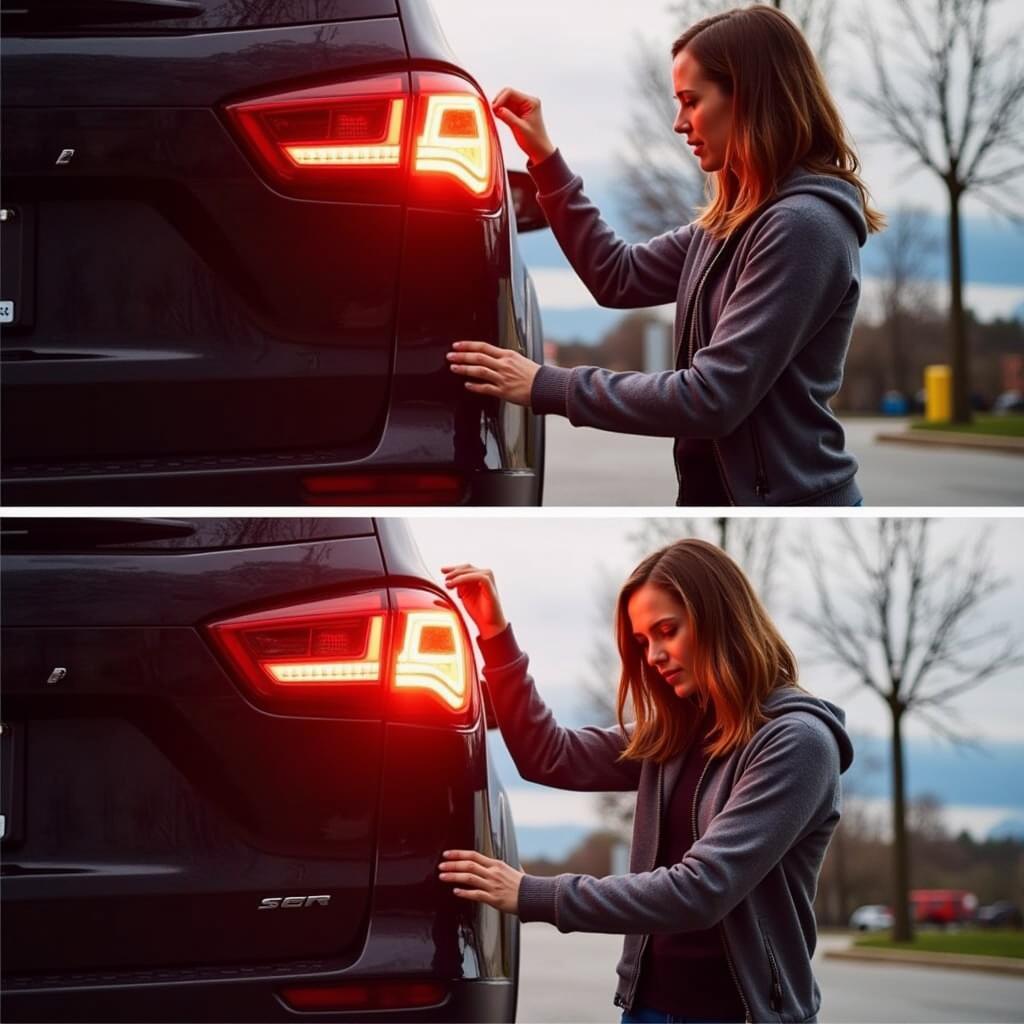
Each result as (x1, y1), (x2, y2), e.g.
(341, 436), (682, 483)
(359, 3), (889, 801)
(825, 944), (1024, 977)
(874, 428), (1024, 455)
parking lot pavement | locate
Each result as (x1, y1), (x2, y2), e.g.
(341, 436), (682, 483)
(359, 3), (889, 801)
(516, 924), (1024, 1023)
(542, 416), (1024, 506)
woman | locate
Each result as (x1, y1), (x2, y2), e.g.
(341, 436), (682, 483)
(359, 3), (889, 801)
(439, 540), (854, 1024)
(447, 5), (883, 506)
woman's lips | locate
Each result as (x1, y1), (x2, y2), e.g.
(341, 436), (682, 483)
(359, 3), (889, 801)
(662, 669), (682, 683)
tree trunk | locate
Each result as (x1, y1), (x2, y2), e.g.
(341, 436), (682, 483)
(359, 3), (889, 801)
(890, 702), (914, 942)
(947, 179), (971, 424)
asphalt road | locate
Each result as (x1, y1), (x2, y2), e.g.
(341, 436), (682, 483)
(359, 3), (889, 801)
(516, 926), (1024, 1023)
(541, 417), (1024, 506)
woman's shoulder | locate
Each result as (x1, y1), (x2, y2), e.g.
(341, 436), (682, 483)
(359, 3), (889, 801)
(760, 169), (868, 245)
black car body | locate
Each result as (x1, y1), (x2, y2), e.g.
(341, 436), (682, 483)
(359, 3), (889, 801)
(0, 517), (521, 1022)
(0, 0), (546, 506)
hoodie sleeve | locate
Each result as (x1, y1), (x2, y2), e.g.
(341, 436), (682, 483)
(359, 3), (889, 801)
(528, 149), (693, 309)
(478, 624), (642, 793)
(530, 201), (856, 438)
(517, 716), (840, 931)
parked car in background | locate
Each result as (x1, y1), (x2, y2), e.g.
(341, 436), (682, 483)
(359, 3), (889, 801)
(911, 889), (978, 927)
(976, 901), (1023, 929)
(1, 0), (546, 506)
(848, 905), (894, 932)
(993, 390), (1024, 414)
(1, 517), (520, 1022)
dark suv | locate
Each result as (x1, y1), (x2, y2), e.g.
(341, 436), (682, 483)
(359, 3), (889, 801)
(0, 517), (521, 1022)
(0, 0), (546, 506)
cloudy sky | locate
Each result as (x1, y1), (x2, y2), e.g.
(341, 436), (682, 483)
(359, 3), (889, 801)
(431, 0), (1024, 327)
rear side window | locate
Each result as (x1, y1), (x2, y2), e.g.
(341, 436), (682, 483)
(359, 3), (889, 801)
(1, 0), (397, 33)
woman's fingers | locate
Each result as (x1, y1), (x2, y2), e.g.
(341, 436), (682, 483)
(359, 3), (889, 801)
(464, 382), (503, 397)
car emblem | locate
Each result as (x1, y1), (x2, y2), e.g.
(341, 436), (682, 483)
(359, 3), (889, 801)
(46, 667), (68, 685)
(259, 895), (331, 910)
(55, 149), (75, 166)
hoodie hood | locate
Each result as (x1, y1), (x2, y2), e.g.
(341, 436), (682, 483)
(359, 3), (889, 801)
(762, 686), (855, 773)
(776, 167), (869, 247)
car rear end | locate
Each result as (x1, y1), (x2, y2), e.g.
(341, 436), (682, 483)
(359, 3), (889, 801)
(0, 517), (520, 1022)
(0, 0), (544, 506)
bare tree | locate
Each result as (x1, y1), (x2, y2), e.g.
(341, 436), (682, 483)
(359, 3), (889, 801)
(875, 206), (942, 398)
(852, 0), (1024, 423)
(793, 519), (1024, 941)
(615, 0), (837, 237)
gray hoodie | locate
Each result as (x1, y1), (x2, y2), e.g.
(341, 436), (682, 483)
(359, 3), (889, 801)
(478, 625), (854, 1023)
(527, 151), (868, 506)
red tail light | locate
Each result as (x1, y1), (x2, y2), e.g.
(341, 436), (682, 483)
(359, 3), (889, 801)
(279, 980), (446, 1012)
(207, 588), (475, 725)
(224, 70), (502, 211)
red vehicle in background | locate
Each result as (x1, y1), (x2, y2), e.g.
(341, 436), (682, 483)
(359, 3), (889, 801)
(911, 889), (979, 926)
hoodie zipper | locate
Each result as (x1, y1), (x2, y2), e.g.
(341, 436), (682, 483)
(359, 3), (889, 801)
(750, 419), (770, 500)
(692, 756), (752, 1024)
(682, 242), (737, 507)
(761, 921), (785, 1012)
(620, 760), (664, 1011)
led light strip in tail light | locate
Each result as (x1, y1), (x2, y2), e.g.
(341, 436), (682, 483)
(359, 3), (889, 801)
(284, 99), (405, 167)
(414, 93), (491, 195)
(207, 588), (474, 723)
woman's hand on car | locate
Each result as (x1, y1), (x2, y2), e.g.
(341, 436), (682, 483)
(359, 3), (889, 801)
(447, 341), (540, 406)
(491, 87), (556, 164)
(438, 850), (524, 915)
(441, 563), (508, 639)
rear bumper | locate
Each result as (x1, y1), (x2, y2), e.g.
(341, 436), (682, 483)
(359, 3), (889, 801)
(0, 977), (516, 1024)
(0, 457), (541, 506)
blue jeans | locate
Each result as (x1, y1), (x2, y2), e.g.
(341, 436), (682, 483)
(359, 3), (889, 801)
(620, 1009), (738, 1023)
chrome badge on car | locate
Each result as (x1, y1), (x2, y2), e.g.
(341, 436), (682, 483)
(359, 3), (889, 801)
(55, 149), (75, 165)
(259, 895), (331, 910)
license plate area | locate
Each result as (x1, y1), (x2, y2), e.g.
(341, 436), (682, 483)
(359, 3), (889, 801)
(0, 203), (36, 332)
(1, 721), (25, 845)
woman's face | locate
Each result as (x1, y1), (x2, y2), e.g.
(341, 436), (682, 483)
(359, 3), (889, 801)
(671, 47), (733, 173)
(627, 583), (698, 699)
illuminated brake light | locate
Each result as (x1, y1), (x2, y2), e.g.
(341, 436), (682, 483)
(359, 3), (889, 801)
(224, 74), (407, 185)
(415, 94), (491, 195)
(284, 99), (404, 167)
(207, 588), (476, 724)
(395, 610), (467, 709)
(207, 592), (388, 699)
(266, 616), (383, 682)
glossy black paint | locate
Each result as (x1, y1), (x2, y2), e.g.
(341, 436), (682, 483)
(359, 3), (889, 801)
(0, 0), (544, 506)
(0, 518), (520, 1023)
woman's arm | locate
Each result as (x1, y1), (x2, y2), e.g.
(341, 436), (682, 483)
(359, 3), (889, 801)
(479, 624), (642, 792)
(529, 150), (694, 309)
(531, 202), (855, 437)
(492, 87), (692, 308)
(517, 716), (840, 932)
(442, 563), (641, 793)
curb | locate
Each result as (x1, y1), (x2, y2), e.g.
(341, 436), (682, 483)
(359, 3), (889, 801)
(874, 430), (1024, 455)
(825, 946), (1024, 976)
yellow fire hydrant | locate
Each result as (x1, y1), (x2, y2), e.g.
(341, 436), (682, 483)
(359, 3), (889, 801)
(924, 365), (952, 422)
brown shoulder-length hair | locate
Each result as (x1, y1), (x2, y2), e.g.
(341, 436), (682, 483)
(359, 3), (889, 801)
(672, 5), (885, 239)
(615, 538), (803, 764)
